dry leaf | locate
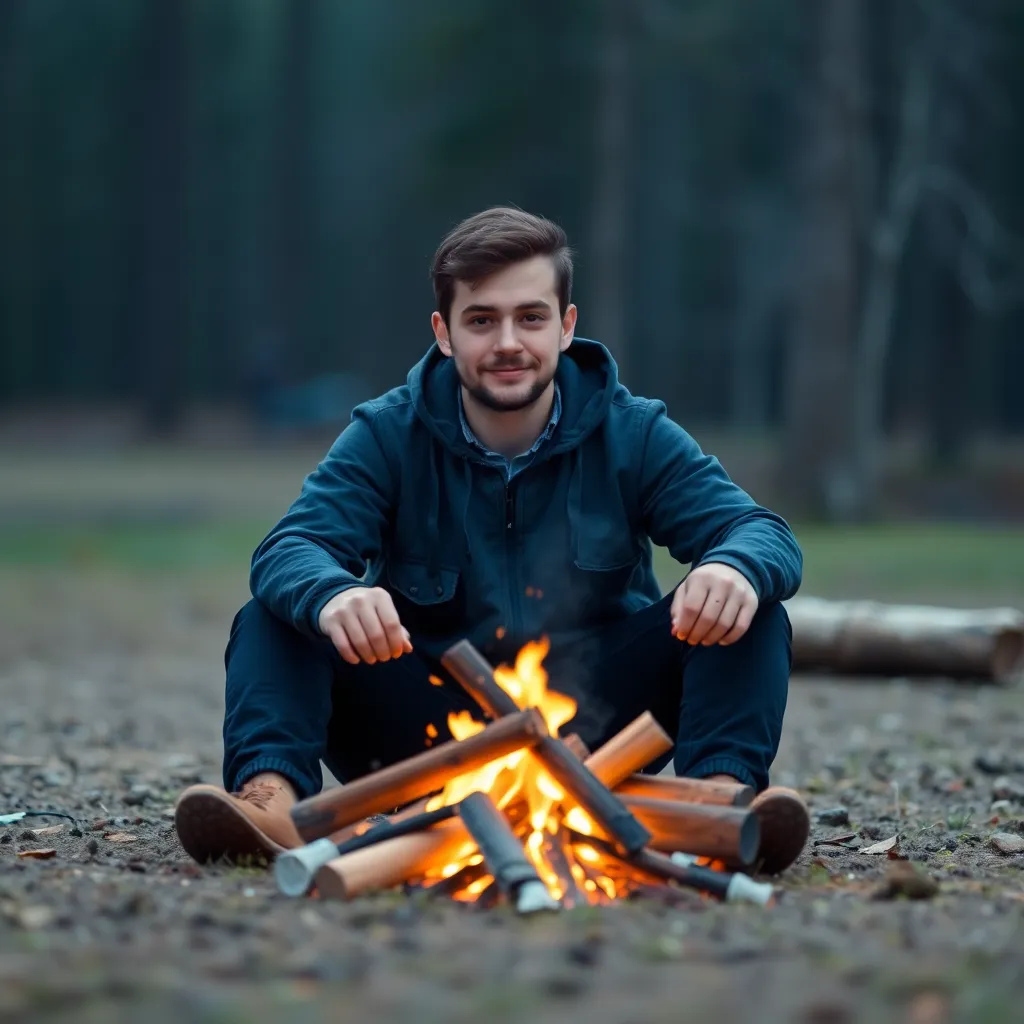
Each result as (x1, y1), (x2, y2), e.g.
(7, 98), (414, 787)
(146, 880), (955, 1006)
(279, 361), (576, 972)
(17, 848), (57, 859)
(813, 833), (858, 847)
(17, 905), (55, 929)
(0, 755), (45, 768)
(862, 835), (899, 855)
(104, 832), (138, 843)
(30, 825), (64, 838)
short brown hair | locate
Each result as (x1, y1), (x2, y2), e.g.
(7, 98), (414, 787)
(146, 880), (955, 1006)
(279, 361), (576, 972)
(431, 206), (573, 324)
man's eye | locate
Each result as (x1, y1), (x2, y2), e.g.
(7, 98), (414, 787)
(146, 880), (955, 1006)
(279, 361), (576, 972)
(470, 316), (491, 327)
(522, 313), (544, 323)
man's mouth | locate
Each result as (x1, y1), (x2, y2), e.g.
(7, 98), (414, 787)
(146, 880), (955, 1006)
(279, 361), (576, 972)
(486, 366), (530, 379)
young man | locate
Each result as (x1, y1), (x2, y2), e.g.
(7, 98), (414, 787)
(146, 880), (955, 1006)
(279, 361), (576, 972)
(175, 207), (809, 874)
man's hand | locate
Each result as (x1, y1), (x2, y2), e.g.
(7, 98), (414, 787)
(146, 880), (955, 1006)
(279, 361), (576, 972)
(318, 587), (413, 665)
(671, 563), (758, 647)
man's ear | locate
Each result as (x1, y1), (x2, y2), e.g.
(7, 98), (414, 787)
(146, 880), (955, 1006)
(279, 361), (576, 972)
(431, 311), (452, 357)
(559, 304), (578, 352)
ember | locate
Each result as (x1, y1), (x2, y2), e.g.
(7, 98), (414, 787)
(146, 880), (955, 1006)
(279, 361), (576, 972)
(277, 639), (775, 910)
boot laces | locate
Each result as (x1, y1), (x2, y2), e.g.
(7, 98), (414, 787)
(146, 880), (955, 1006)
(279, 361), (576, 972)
(236, 782), (280, 810)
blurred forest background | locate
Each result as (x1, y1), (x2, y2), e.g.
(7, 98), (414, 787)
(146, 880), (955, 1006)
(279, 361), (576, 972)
(2, 0), (1024, 526)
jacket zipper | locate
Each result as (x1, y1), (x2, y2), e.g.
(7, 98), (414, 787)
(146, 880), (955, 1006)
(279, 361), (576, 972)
(504, 477), (521, 642)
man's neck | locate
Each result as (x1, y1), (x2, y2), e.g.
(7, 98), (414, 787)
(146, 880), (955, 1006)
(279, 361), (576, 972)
(461, 383), (555, 460)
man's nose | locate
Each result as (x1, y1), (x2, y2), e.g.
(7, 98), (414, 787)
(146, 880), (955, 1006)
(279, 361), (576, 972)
(495, 318), (522, 351)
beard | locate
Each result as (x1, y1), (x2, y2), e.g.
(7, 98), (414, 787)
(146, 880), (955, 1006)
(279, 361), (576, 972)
(458, 361), (556, 413)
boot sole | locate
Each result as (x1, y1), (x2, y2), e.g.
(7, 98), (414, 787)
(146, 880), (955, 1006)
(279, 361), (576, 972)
(752, 789), (810, 875)
(174, 788), (285, 867)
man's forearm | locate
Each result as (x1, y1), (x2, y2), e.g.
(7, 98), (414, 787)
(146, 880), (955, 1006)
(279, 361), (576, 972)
(250, 535), (366, 637)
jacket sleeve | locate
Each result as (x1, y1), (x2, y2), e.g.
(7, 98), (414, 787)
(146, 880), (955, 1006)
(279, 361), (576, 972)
(249, 409), (394, 636)
(637, 402), (802, 603)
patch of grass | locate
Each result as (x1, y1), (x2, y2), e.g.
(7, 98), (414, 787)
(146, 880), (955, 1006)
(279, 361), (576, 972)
(654, 523), (1024, 602)
(0, 521), (267, 570)
(1, 518), (1022, 605)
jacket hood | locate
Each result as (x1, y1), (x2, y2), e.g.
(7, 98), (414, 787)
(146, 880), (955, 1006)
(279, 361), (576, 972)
(407, 337), (621, 457)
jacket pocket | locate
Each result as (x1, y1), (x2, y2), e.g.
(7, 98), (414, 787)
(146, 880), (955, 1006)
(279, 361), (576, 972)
(386, 560), (460, 603)
(385, 559), (464, 637)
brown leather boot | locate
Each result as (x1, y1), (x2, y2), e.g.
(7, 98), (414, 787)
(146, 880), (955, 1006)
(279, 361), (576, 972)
(750, 786), (810, 875)
(174, 773), (302, 866)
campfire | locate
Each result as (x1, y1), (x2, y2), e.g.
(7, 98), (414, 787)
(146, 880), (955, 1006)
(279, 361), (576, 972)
(274, 639), (773, 911)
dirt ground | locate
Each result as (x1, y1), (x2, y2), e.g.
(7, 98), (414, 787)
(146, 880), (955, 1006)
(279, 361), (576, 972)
(1, 567), (1023, 1024)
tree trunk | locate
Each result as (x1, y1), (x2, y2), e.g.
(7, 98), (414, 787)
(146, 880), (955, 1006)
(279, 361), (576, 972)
(138, 0), (188, 434)
(0, 0), (35, 403)
(849, 51), (933, 517)
(782, 0), (865, 519)
(588, 0), (631, 386)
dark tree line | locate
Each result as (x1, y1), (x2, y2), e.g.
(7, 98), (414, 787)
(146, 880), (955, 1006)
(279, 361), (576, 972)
(1, 0), (1022, 518)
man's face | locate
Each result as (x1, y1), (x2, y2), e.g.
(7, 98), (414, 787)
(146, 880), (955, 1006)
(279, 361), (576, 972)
(432, 255), (577, 413)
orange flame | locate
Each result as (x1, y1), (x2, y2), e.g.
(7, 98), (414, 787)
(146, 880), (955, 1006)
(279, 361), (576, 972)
(421, 639), (730, 906)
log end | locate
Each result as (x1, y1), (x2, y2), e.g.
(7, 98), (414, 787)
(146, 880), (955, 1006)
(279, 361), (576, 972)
(731, 785), (756, 808)
(313, 859), (350, 901)
(993, 629), (1024, 684)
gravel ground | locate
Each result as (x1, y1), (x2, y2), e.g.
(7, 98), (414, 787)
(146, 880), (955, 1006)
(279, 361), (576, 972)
(1, 570), (1023, 1024)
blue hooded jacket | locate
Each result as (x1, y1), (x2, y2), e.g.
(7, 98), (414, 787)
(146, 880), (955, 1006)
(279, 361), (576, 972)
(250, 339), (802, 662)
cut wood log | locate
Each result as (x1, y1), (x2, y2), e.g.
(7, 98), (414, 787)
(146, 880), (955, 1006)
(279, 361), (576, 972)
(314, 819), (471, 900)
(615, 774), (753, 807)
(786, 597), (1024, 683)
(291, 708), (547, 841)
(618, 795), (760, 866)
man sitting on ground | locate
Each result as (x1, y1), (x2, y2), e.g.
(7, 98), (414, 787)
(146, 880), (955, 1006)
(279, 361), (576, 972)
(175, 207), (810, 874)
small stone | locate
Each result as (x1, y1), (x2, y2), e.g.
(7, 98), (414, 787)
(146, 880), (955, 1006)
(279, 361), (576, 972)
(69, 827), (83, 838)
(975, 753), (1012, 775)
(18, 830), (36, 842)
(86, 838), (99, 856)
(992, 776), (1024, 801)
(17, 905), (55, 930)
(816, 807), (850, 827)
(871, 861), (939, 901)
(990, 800), (1015, 817)
(0, 832), (11, 844)
(990, 832), (1024, 855)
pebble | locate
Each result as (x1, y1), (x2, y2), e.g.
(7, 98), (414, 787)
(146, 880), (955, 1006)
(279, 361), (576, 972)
(992, 776), (1024, 801)
(86, 838), (99, 856)
(816, 807), (850, 827)
(990, 800), (1015, 817)
(990, 832), (1024, 855)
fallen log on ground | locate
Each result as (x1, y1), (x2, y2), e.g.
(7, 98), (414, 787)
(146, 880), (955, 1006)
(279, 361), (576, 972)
(785, 596), (1024, 683)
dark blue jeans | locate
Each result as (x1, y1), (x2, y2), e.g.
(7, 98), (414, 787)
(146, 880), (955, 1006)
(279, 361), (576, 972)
(222, 593), (792, 799)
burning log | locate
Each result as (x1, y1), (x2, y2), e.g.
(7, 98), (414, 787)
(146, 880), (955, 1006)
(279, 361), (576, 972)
(276, 804), (459, 897)
(539, 825), (589, 908)
(618, 795), (759, 866)
(442, 640), (651, 856)
(568, 831), (774, 906)
(562, 733), (591, 760)
(583, 711), (673, 787)
(786, 596), (1024, 683)
(314, 819), (471, 900)
(615, 774), (754, 807)
(291, 708), (547, 841)
(458, 792), (560, 914)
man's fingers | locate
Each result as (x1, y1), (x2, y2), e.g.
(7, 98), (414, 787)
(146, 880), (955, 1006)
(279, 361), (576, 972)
(329, 625), (360, 666)
(402, 627), (413, 653)
(720, 603), (756, 646)
(673, 578), (709, 639)
(373, 595), (408, 659)
(701, 593), (743, 646)
(356, 604), (393, 662)
(342, 613), (378, 664)
(686, 583), (727, 645)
